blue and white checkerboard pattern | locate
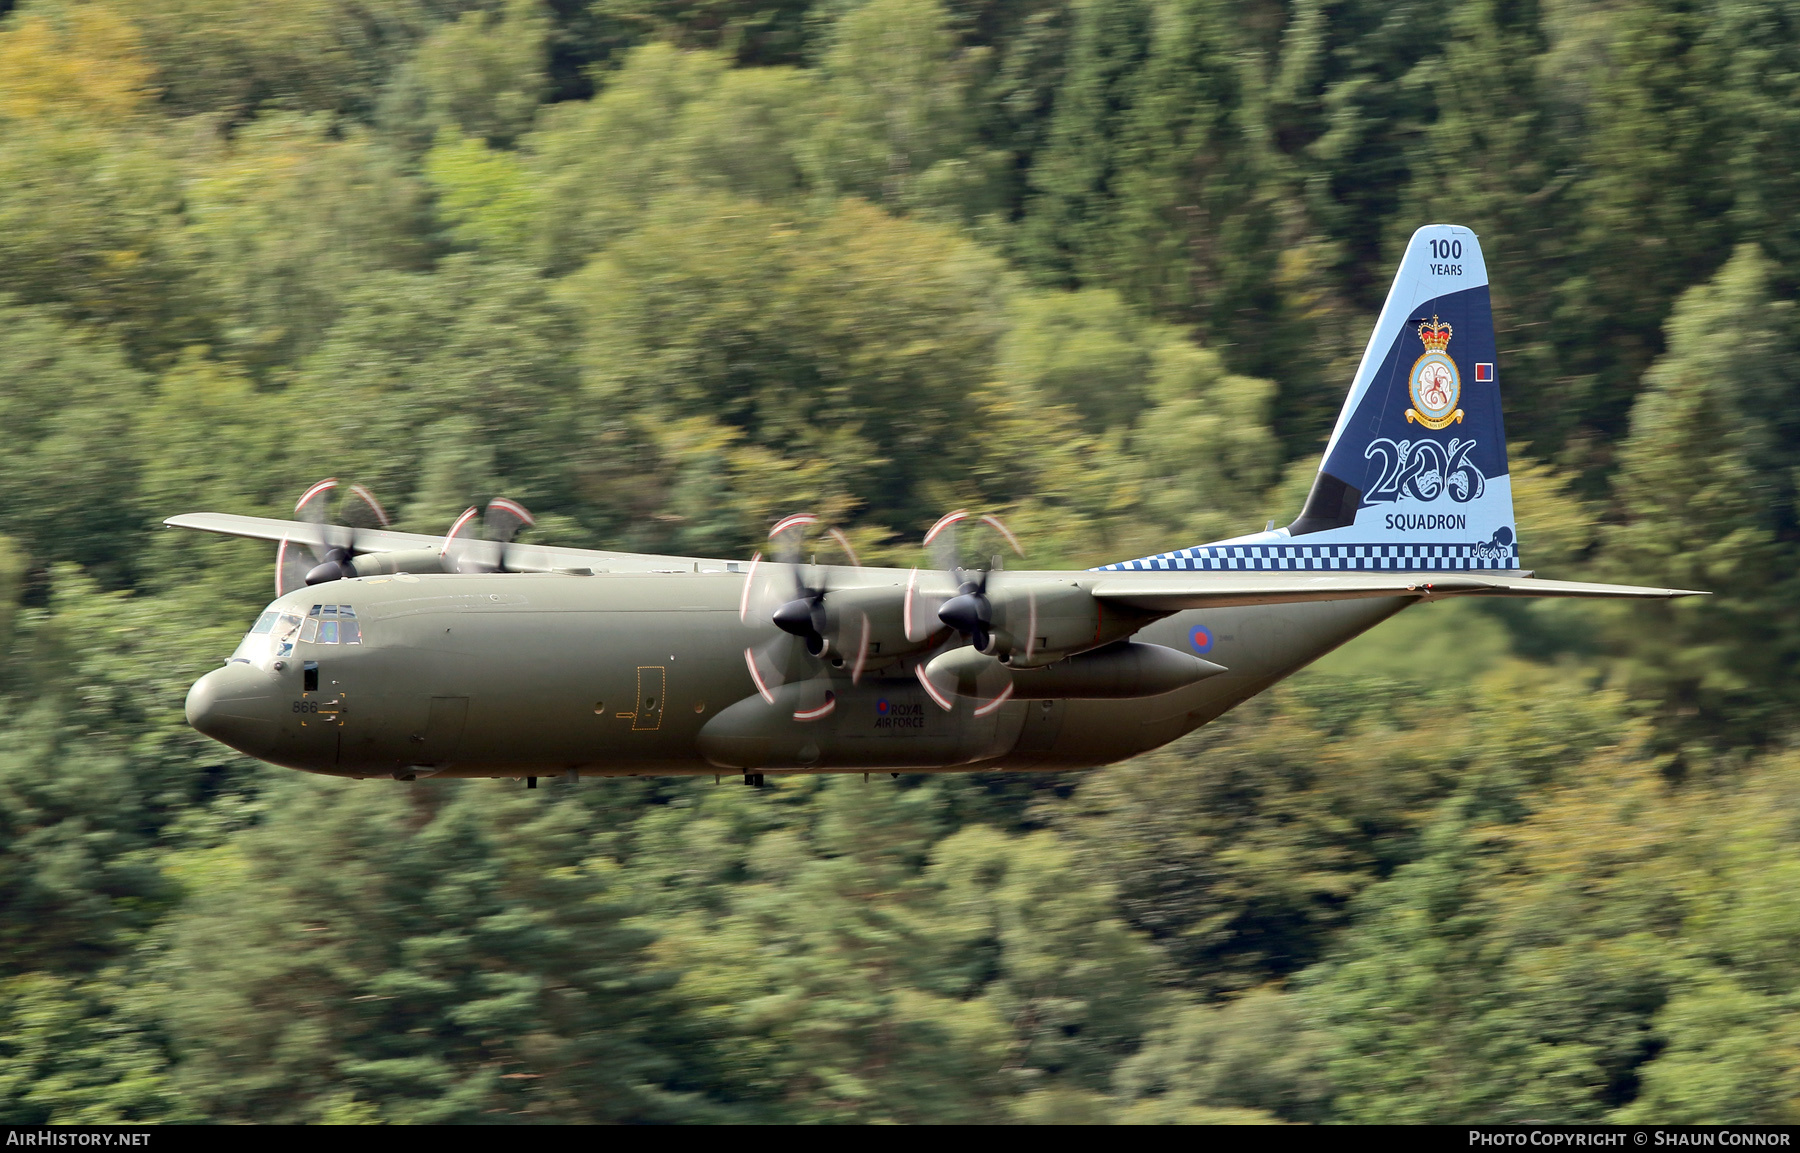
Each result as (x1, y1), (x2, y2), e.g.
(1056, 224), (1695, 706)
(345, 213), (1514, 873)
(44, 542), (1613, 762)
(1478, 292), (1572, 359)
(1094, 541), (1521, 572)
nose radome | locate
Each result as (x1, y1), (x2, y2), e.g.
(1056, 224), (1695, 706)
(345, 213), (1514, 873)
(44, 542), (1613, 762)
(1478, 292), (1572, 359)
(184, 669), (221, 732)
(186, 663), (278, 753)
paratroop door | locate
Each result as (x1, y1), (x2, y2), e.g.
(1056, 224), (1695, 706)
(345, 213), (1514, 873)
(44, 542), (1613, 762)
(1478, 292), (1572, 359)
(631, 667), (665, 731)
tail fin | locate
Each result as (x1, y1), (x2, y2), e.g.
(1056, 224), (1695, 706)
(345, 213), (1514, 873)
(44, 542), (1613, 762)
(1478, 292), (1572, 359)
(1101, 225), (1517, 573)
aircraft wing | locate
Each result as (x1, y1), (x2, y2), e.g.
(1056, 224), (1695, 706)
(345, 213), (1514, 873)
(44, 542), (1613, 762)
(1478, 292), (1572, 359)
(162, 512), (734, 574)
(1089, 571), (1706, 611)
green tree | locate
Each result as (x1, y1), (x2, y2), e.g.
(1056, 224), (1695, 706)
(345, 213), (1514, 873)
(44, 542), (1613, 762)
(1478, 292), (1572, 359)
(521, 44), (813, 272)
(0, 7), (201, 365)
(284, 254), (583, 524)
(159, 778), (675, 1122)
(1111, 989), (1329, 1122)
(808, 0), (1002, 221)
(1619, 751), (1800, 1122)
(1599, 246), (1800, 747)
(640, 777), (1162, 1121)
(381, 0), (548, 150)
(1059, 669), (1641, 996)
(0, 973), (186, 1123)
(1394, 0), (1584, 454)
(562, 193), (1019, 551)
(183, 114), (431, 378)
(0, 306), (148, 578)
(587, 0), (817, 67)
(639, 778), (1014, 1121)
(1616, 977), (1800, 1124)
(120, 0), (451, 122)
(1556, 0), (1736, 450)
(1716, 0), (1800, 297)
(1018, 0), (1358, 452)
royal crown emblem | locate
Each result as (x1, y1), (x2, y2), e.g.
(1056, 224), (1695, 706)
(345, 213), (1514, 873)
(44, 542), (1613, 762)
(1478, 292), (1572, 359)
(1406, 315), (1463, 429)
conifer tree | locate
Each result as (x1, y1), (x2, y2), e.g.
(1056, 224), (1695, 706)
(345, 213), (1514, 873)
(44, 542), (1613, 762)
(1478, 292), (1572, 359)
(1600, 246), (1800, 746)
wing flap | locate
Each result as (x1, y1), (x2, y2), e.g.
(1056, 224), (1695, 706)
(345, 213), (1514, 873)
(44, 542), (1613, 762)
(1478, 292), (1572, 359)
(1090, 571), (1705, 611)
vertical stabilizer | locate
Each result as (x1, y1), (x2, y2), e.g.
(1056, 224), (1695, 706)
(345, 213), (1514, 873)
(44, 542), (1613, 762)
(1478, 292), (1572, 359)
(1101, 225), (1517, 573)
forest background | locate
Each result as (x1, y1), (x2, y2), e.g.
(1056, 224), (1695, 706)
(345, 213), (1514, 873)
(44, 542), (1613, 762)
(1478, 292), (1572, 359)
(1, 0), (1798, 1124)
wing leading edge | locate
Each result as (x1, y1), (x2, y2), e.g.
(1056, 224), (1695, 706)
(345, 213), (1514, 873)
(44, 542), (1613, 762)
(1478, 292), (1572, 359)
(1090, 571), (1705, 612)
(162, 512), (731, 574)
(167, 513), (1706, 601)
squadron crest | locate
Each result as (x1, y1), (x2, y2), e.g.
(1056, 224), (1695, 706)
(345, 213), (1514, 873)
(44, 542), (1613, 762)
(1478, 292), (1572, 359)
(1406, 316), (1464, 429)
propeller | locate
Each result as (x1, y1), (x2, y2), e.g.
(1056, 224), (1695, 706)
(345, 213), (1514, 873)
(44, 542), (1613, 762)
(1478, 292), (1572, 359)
(443, 497), (537, 574)
(276, 483), (540, 592)
(275, 479), (391, 595)
(740, 515), (870, 721)
(911, 510), (1030, 715)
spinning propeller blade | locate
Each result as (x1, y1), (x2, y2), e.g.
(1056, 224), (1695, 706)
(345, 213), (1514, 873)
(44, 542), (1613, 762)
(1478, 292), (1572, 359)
(914, 510), (1025, 713)
(275, 479), (392, 594)
(272, 482), (535, 591)
(444, 497), (537, 574)
(738, 514), (867, 720)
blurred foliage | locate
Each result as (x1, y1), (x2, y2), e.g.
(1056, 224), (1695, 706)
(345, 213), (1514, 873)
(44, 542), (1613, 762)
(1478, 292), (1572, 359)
(4, 0), (1800, 1125)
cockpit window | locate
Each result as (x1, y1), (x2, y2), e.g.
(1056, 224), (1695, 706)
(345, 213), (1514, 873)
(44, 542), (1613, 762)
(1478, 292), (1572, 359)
(231, 604), (361, 664)
(273, 613), (304, 658)
(300, 605), (361, 645)
(230, 609), (288, 664)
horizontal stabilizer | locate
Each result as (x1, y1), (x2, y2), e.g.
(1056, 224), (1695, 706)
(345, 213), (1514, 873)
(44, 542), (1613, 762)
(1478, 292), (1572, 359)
(163, 512), (727, 574)
(1090, 572), (1705, 612)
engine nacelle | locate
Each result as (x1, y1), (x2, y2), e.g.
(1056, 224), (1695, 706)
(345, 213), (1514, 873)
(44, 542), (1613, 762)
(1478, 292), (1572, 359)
(345, 549), (450, 578)
(806, 577), (1161, 671)
(987, 581), (1151, 667)
(926, 641), (1225, 700)
(823, 582), (921, 661)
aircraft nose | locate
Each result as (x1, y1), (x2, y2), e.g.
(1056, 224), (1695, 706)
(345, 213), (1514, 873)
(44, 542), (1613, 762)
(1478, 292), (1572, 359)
(186, 663), (278, 753)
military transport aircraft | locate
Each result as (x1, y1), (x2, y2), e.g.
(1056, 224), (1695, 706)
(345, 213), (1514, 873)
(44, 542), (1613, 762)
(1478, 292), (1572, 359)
(173, 226), (1702, 786)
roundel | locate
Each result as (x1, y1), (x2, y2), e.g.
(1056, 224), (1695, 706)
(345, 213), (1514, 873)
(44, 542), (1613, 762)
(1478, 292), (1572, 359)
(877, 699), (890, 715)
(1189, 625), (1213, 654)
